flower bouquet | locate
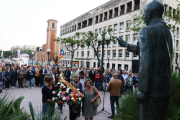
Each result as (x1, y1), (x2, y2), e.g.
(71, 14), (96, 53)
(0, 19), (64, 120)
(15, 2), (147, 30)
(51, 74), (84, 106)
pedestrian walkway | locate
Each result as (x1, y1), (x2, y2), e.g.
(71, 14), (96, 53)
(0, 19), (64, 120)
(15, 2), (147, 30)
(1, 86), (113, 120)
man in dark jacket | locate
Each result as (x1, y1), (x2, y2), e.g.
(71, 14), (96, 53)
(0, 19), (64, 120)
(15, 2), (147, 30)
(39, 66), (47, 87)
(118, 1), (173, 119)
(89, 67), (95, 84)
(5, 67), (12, 89)
(65, 67), (71, 83)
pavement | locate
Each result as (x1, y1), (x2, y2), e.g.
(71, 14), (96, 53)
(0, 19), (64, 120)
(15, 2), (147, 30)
(1, 85), (113, 120)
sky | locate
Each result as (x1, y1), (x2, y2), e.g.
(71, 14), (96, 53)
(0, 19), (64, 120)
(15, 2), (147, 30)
(0, 0), (110, 51)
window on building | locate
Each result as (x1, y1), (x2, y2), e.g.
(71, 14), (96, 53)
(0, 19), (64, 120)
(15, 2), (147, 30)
(96, 15), (99, 24)
(103, 27), (107, 32)
(78, 23), (81, 30)
(120, 5), (125, 15)
(126, 50), (129, 57)
(134, 0), (140, 10)
(104, 12), (108, 21)
(108, 50), (111, 57)
(133, 52), (138, 57)
(126, 21), (131, 31)
(82, 20), (87, 28)
(119, 50), (123, 58)
(109, 10), (113, 19)
(77, 51), (79, 57)
(87, 51), (90, 58)
(126, 35), (130, 43)
(112, 64), (115, 70)
(127, 2), (132, 13)
(120, 22), (124, 32)
(177, 27), (179, 38)
(82, 51), (84, 57)
(114, 24), (118, 33)
(93, 62), (96, 68)
(114, 7), (118, 17)
(133, 34), (138, 45)
(113, 39), (117, 46)
(52, 23), (55, 28)
(99, 28), (102, 34)
(124, 64), (128, 70)
(169, 7), (172, 17)
(113, 50), (116, 58)
(98, 51), (101, 57)
(95, 29), (98, 34)
(103, 50), (105, 57)
(100, 14), (103, 22)
(88, 18), (93, 26)
(95, 41), (98, 46)
(176, 40), (179, 50)
(164, 4), (168, 12)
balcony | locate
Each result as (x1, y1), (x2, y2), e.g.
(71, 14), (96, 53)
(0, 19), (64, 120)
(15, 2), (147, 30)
(134, 0), (140, 10)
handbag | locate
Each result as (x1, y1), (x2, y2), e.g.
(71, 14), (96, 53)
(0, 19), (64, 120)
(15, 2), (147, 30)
(93, 87), (102, 107)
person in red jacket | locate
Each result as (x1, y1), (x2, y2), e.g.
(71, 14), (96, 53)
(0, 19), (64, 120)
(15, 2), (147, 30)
(94, 70), (101, 88)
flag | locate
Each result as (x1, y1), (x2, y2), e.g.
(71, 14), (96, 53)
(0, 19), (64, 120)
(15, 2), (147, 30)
(57, 49), (65, 64)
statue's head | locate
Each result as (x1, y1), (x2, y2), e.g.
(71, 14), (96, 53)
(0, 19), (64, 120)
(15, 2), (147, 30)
(143, 0), (164, 25)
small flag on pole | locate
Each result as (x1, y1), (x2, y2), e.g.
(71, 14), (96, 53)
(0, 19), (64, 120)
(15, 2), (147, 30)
(57, 49), (65, 64)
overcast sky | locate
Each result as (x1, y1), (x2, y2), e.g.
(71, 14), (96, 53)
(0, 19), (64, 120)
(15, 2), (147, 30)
(0, 0), (110, 51)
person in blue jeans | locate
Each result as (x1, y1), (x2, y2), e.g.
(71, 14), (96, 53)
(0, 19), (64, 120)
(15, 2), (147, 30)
(107, 73), (123, 119)
(27, 67), (35, 88)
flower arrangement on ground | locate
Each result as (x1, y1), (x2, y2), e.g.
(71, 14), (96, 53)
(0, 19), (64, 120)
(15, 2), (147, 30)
(52, 74), (84, 106)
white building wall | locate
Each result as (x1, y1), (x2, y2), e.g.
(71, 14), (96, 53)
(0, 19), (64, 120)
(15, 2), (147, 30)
(59, 0), (180, 71)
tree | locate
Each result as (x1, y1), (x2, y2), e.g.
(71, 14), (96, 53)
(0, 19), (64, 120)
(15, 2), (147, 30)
(54, 32), (84, 68)
(82, 28), (115, 67)
(130, 2), (180, 72)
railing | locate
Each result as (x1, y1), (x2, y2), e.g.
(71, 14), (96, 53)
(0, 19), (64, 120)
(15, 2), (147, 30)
(120, 11), (124, 15)
(114, 13), (118, 17)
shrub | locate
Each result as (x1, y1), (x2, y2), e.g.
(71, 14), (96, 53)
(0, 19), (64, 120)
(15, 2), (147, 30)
(114, 72), (180, 120)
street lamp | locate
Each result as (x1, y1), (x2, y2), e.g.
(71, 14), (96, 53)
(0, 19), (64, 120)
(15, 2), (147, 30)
(97, 32), (110, 84)
(47, 49), (51, 66)
(32, 52), (34, 65)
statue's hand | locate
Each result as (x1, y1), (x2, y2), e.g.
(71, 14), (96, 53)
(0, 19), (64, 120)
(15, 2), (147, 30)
(117, 36), (128, 47)
(137, 91), (146, 104)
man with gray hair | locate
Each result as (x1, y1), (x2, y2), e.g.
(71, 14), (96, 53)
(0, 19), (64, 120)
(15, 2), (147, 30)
(107, 73), (123, 119)
(45, 67), (57, 84)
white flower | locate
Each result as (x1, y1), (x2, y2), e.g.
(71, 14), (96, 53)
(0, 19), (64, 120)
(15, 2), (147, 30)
(52, 97), (55, 101)
(57, 82), (61, 85)
(70, 94), (72, 96)
(62, 97), (66, 101)
(57, 93), (60, 97)
(59, 91), (62, 94)
(60, 74), (62, 77)
(63, 86), (66, 88)
(79, 98), (81, 101)
(71, 97), (74, 101)
(52, 91), (56, 94)
(77, 88), (80, 91)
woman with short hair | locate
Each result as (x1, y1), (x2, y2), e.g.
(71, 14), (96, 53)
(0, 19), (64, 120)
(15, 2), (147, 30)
(84, 79), (100, 120)
(69, 74), (82, 120)
(42, 76), (55, 116)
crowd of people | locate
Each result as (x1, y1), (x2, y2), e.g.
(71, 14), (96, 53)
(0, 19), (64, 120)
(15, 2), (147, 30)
(0, 62), (139, 120)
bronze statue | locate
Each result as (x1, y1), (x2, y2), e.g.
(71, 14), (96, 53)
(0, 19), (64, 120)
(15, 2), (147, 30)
(117, 1), (173, 120)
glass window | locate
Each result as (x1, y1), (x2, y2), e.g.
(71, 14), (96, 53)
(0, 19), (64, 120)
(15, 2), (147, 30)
(126, 50), (129, 57)
(114, 24), (118, 33)
(120, 22), (124, 32)
(82, 51), (84, 57)
(119, 50), (122, 57)
(126, 35), (130, 43)
(126, 21), (131, 31)
(107, 50), (111, 57)
(113, 50), (116, 57)
(133, 34), (138, 45)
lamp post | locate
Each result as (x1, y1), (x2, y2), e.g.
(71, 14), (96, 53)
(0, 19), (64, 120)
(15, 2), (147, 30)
(32, 52), (34, 65)
(97, 32), (110, 86)
(97, 32), (110, 115)
(47, 49), (51, 66)
(108, 55), (109, 69)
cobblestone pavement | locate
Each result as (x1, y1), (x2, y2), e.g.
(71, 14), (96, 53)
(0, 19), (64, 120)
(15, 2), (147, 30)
(1, 85), (114, 120)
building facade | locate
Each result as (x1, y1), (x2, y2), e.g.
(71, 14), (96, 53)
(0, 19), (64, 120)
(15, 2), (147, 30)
(59, 0), (180, 71)
(23, 45), (37, 51)
(35, 19), (59, 64)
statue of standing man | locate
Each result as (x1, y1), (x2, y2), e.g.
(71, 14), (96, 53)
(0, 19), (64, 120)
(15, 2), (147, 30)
(117, 1), (173, 120)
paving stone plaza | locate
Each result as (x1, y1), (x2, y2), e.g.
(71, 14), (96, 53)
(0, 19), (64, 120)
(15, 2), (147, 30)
(1, 87), (113, 120)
